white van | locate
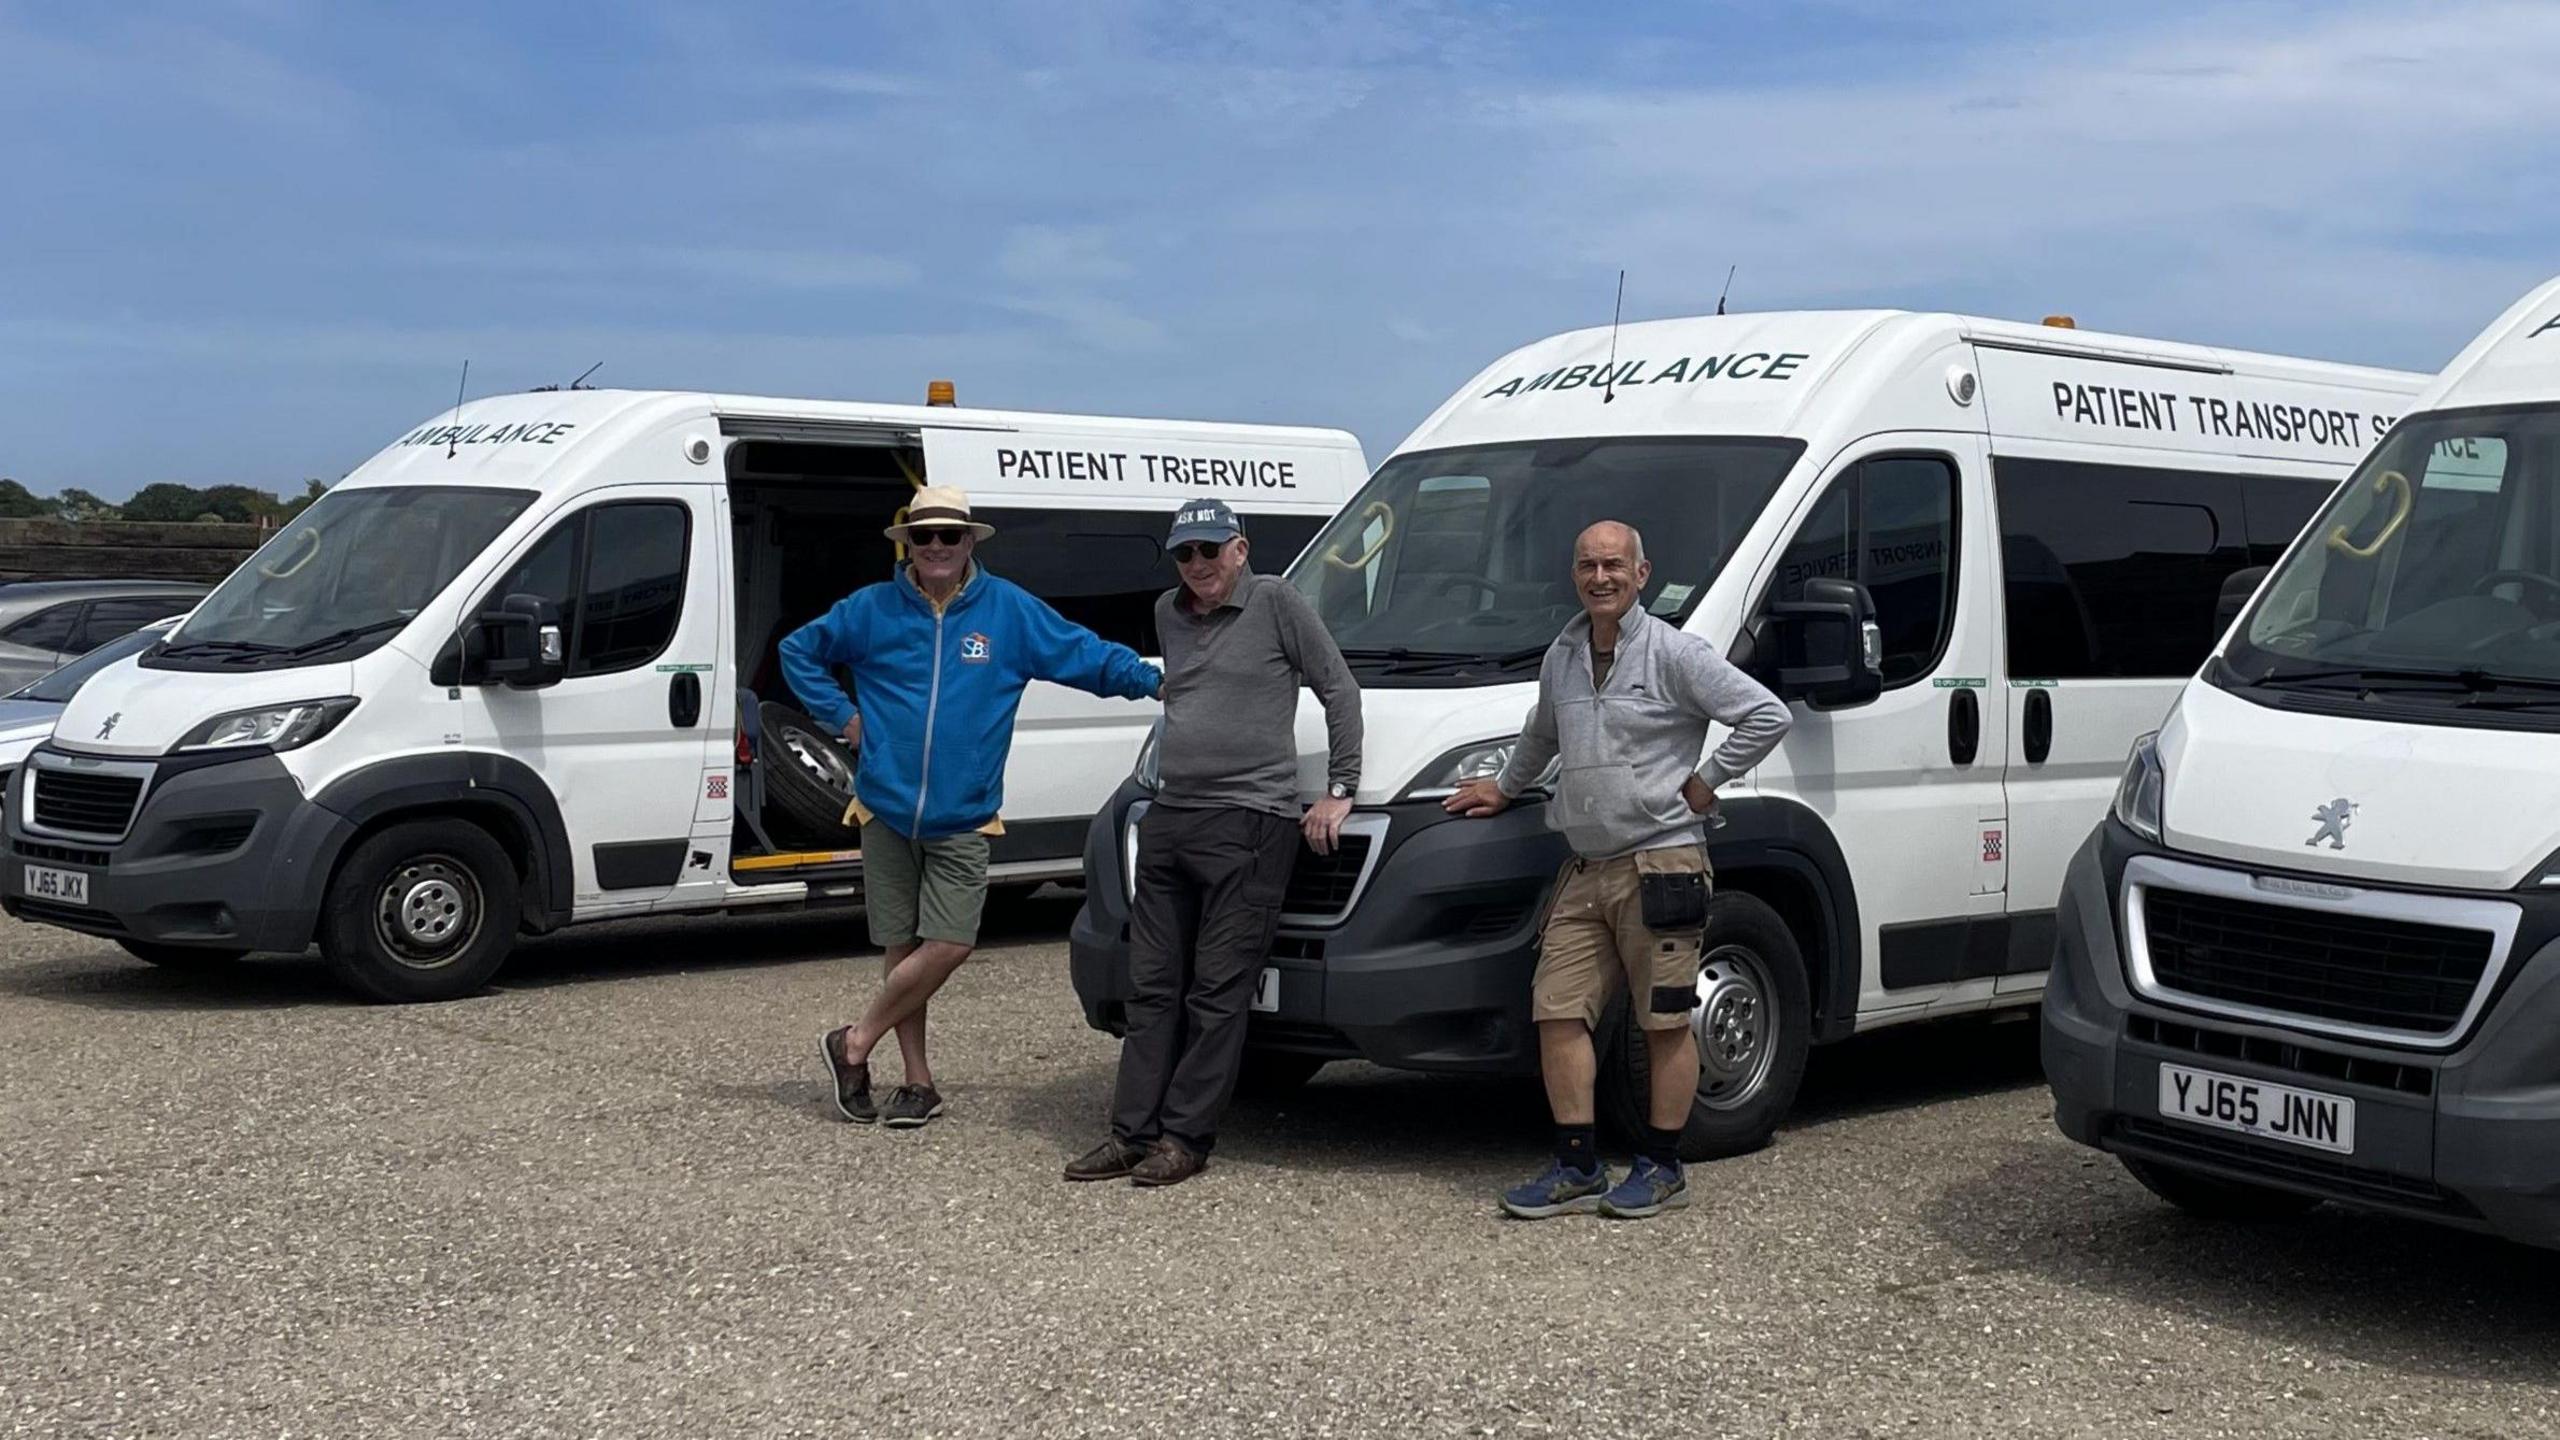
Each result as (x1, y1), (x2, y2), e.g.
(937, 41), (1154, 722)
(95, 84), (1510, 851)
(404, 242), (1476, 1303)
(1070, 310), (2425, 1154)
(0, 388), (1362, 999)
(2044, 276), (2560, 1247)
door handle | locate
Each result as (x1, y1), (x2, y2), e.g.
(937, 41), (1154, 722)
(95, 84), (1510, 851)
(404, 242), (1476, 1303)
(668, 671), (702, 728)
(1947, 687), (1980, 767)
(2023, 688), (2053, 765)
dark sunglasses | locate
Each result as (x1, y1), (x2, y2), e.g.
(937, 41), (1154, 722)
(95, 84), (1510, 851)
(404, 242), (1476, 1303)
(1170, 539), (1230, 564)
(908, 526), (970, 548)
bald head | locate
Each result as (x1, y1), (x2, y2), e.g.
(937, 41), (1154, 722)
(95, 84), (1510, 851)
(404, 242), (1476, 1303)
(1572, 519), (1652, 628)
(1577, 520), (1645, 563)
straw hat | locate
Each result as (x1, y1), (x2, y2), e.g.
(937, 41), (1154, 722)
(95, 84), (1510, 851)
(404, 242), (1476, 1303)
(884, 484), (995, 542)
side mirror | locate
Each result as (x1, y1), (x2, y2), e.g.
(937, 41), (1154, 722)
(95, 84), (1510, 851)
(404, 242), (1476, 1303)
(2215, 565), (2270, 635)
(1767, 576), (1884, 708)
(478, 593), (565, 689)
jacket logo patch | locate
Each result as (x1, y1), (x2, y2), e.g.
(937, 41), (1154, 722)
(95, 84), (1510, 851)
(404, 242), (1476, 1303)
(959, 632), (991, 663)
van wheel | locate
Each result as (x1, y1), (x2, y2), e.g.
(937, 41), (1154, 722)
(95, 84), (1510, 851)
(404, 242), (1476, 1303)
(1233, 1051), (1327, 1100)
(759, 700), (862, 848)
(319, 819), (519, 1003)
(117, 940), (250, 968)
(1598, 891), (1811, 1162)
(2121, 1157), (2324, 1220)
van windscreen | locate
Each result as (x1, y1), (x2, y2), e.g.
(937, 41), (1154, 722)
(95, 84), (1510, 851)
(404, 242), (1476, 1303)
(2220, 404), (2560, 715)
(152, 486), (538, 670)
(1289, 437), (1802, 679)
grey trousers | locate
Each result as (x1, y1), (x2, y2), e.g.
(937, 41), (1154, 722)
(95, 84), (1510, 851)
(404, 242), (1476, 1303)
(1108, 803), (1298, 1153)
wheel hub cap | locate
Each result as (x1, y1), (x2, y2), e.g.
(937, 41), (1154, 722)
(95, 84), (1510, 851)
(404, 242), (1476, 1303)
(1691, 945), (1777, 1111)
(374, 856), (483, 969)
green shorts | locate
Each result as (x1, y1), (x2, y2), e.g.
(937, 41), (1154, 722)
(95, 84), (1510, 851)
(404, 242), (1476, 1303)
(860, 819), (991, 949)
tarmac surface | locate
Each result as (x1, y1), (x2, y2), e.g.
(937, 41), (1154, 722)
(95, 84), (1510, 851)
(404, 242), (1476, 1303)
(2, 892), (2556, 1438)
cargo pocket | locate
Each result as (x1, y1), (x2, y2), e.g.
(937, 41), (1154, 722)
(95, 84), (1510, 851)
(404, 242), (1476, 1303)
(1635, 852), (1709, 935)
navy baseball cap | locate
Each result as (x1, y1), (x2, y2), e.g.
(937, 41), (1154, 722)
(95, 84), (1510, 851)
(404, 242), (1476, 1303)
(1166, 499), (1243, 549)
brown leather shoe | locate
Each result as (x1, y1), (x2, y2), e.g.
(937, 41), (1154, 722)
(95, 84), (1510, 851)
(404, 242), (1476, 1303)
(1130, 1138), (1207, 1188)
(1063, 1138), (1149, 1182)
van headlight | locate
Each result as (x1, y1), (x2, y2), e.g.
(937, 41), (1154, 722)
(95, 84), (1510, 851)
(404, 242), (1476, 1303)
(2112, 731), (2166, 843)
(175, 698), (359, 754)
(1398, 737), (1557, 802)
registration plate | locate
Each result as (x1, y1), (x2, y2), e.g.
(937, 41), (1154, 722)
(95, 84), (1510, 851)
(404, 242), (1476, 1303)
(2157, 1063), (2354, 1155)
(1251, 968), (1280, 1014)
(23, 864), (88, 906)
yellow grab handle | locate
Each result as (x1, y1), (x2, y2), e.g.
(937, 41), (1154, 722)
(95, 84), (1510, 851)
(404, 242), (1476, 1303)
(256, 526), (322, 579)
(1322, 501), (1397, 571)
(2325, 469), (2411, 559)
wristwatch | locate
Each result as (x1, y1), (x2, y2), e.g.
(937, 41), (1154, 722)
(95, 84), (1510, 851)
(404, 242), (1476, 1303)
(1327, 782), (1354, 800)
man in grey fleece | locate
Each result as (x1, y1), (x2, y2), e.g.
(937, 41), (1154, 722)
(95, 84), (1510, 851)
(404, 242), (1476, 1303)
(1064, 498), (1363, 1189)
(1447, 520), (1791, 1220)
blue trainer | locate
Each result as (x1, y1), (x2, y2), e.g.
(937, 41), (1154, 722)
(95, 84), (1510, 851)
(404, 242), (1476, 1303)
(1499, 1161), (1609, 1219)
(1598, 1158), (1691, 1219)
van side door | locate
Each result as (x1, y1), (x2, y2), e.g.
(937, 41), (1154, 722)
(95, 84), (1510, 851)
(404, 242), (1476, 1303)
(1746, 435), (2012, 1024)
(457, 484), (726, 917)
(1990, 454), (2271, 990)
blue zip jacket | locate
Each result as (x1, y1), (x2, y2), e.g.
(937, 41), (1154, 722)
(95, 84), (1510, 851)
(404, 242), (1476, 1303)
(778, 565), (1161, 840)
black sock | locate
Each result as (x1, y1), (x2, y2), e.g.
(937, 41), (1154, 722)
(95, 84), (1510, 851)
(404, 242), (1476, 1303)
(1554, 1124), (1599, 1172)
(1641, 1125), (1684, 1168)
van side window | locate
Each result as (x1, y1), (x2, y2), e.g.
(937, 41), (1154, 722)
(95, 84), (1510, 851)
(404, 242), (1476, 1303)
(477, 501), (692, 678)
(1772, 455), (1958, 686)
(972, 507), (1315, 655)
(574, 503), (690, 675)
(1995, 458), (2258, 679)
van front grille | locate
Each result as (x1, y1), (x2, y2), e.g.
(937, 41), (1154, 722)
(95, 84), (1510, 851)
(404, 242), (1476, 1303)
(1281, 834), (1373, 921)
(2142, 888), (2493, 1035)
(30, 768), (145, 838)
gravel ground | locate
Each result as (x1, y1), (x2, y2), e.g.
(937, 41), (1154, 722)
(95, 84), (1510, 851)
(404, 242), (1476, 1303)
(1, 893), (2555, 1438)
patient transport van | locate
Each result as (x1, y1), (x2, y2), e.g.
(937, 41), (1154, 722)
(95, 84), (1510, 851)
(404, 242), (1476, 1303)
(0, 388), (1361, 1000)
(1070, 310), (2425, 1155)
(2044, 276), (2560, 1246)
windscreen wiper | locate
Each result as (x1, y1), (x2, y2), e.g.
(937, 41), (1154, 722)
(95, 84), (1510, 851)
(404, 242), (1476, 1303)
(2242, 663), (2497, 693)
(156, 637), (286, 659)
(272, 617), (414, 660)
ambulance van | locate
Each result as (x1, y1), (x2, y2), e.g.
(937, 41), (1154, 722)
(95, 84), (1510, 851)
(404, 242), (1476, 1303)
(2044, 276), (2560, 1247)
(0, 388), (1362, 1000)
(1071, 310), (2425, 1155)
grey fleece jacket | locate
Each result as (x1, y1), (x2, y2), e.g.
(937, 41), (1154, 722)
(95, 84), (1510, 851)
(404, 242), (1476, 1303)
(1494, 605), (1793, 859)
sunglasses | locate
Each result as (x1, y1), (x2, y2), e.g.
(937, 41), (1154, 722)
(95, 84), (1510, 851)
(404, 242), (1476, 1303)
(1170, 539), (1230, 564)
(907, 526), (971, 548)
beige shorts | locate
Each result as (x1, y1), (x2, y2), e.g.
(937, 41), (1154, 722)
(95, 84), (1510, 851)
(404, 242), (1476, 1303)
(1532, 844), (1711, 1031)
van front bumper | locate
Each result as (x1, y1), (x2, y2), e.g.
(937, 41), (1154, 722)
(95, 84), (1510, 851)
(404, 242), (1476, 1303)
(2044, 820), (2560, 1249)
(0, 748), (344, 954)
(1069, 782), (1568, 1075)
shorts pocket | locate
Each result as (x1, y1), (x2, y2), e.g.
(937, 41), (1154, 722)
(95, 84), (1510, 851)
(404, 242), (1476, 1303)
(1634, 847), (1709, 934)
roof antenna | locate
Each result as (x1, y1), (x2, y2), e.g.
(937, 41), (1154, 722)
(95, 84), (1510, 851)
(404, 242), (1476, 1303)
(1716, 265), (1737, 316)
(444, 359), (471, 459)
(1601, 269), (1627, 403)
(570, 361), (602, 391)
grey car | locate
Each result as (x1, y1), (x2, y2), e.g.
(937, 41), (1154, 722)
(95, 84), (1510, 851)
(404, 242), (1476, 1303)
(0, 580), (209, 691)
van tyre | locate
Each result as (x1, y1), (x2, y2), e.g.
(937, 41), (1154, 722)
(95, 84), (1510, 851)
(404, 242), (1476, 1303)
(319, 819), (519, 1003)
(117, 939), (250, 969)
(759, 700), (862, 848)
(2120, 1157), (2324, 1221)
(1597, 891), (1811, 1162)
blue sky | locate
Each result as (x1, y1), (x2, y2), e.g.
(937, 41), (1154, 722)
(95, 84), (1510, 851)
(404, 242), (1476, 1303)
(2, 0), (2555, 496)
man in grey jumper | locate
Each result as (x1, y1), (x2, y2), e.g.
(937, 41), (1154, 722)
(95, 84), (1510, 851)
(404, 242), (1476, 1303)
(1064, 498), (1363, 1189)
(1447, 520), (1791, 1219)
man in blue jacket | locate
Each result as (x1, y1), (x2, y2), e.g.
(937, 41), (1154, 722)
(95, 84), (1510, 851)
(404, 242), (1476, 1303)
(786, 485), (1161, 1130)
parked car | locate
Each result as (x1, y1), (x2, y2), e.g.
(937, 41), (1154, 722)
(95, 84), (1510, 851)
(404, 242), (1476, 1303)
(0, 581), (208, 690)
(0, 615), (185, 786)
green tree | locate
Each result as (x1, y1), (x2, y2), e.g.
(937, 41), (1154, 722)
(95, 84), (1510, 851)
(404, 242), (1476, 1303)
(50, 488), (120, 522)
(197, 484), (284, 525)
(121, 483), (213, 522)
(278, 478), (328, 520)
(0, 479), (47, 519)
